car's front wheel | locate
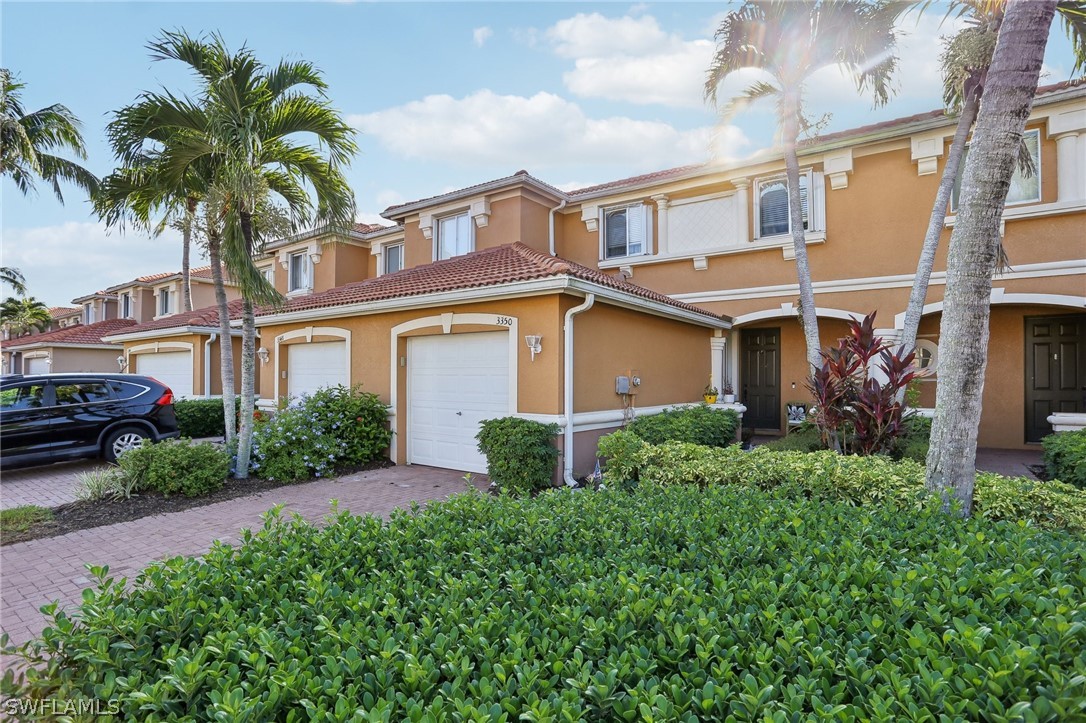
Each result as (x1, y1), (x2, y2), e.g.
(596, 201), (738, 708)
(103, 426), (150, 463)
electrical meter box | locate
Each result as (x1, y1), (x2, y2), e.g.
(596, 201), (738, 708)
(615, 376), (630, 394)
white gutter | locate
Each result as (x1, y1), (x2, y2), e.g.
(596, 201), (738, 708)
(102, 325), (244, 344)
(562, 293), (595, 487)
(548, 199), (567, 256)
(204, 333), (217, 397)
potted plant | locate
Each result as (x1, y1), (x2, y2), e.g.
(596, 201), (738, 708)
(722, 379), (735, 404)
(702, 382), (718, 405)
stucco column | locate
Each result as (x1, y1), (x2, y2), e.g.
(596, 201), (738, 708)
(651, 194), (670, 256)
(710, 336), (727, 393)
(1055, 132), (1083, 202)
(733, 178), (750, 244)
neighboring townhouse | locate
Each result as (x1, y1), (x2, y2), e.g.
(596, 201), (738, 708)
(107, 266), (240, 323)
(1, 307), (83, 373)
(71, 291), (118, 326)
(2, 318), (137, 373)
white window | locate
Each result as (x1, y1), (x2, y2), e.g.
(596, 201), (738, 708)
(436, 212), (472, 260)
(915, 339), (939, 375)
(83, 303), (95, 324)
(288, 251), (311, 292)
(603, 204), (650, 260)
(756, 172), (811, 238)
(158, 288), (172, 316)
(260, 265), (275, 285)
(384, 243), (404, 275)
(120, 293), (132, 319)
(952, 128), (1041, 209)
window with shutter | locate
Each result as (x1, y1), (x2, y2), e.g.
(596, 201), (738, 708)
(289, 251), (311, 292)
(757, 174), (809, 238)
(603, 204), (649, 259)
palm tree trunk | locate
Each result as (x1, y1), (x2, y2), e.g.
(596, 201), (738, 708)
(900, 84), (982, 356)
(235, 298), (257, 479)
(207, 229), (236, 447)
(781, 93), (821, 371)
(181, 196), (196, 313)
(926, 0), (1056, 515)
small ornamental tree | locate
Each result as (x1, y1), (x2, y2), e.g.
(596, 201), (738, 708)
(806, 311), (925, 456)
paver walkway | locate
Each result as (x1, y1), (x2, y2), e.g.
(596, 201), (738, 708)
(0, 465), (484, 655)
(0, 459), (106, 510)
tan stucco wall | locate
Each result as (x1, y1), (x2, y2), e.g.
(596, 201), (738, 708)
(50, 347), (123, 373)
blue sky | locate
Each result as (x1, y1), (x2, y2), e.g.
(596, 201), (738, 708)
(1, 1), (1078, 307)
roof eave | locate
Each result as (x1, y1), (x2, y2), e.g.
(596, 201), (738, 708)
(381, 175), (567, 221)
(102, 325), (243, 343)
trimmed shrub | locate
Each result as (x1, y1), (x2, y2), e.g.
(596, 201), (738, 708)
(173, 398), (227, 438)
(761, 427), (823, 453)
(118, 438), (230, 498)
(476, 417), (560, 495)
(5, 486), (1085, 720)
(598, 433), (1086, 532)
(250, 385), (391, 481)
(625, 404), (739, 447)
(1043, 429), (1086, 489)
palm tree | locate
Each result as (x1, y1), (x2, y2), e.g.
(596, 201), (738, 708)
(926, 0), (1058, 515)
(0, 69), (98, 203)
(0, 267), (27, 295)
(897, 0), (1086, 359)
(1, 296), (52, 336)
(127, 31), (357, 478)
(705, 0), (899, 371)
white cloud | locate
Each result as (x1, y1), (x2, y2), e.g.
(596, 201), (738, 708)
(544, 12), (715, 109)
(472, 26), (493, 48)
(2, 222), (186, 307)
(351, 90), (750, 171)
(375, 189), (406, 208)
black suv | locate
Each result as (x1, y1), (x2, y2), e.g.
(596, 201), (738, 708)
(0, 374), (180, 469)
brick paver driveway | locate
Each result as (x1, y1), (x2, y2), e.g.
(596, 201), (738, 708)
(0, 459), (106, 510)
(0, 465), (485, 654)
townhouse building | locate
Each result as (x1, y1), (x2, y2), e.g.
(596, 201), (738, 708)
(104, 81), (1085, 477)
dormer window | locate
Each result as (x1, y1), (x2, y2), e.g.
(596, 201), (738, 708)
(120, 292), (132, 319)
(289, 251), (312, 293)
(436, 212), (472, 260)
(952, 127), (1041, 209)
(603, 204), (650, 260)
(83, 303), (95, 325)
(384, 243), (404, 274)
(158, 288), (172, 316)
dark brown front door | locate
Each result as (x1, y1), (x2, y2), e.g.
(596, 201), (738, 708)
(1025, 314), (1086, 443)
(741, 327), (780, 430)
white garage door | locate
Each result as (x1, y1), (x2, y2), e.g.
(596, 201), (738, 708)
(137, 351), (193, 398)
(408, 331), (509, 474)
(288, 341), (347, 399)
(24, 357), (49, 375)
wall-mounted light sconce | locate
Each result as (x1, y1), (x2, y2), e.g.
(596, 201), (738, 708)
(116, 355), (129, 372)
(44, 357), (52, 368)
(257, 347), (270, 366)
(524, 335), (542, 361)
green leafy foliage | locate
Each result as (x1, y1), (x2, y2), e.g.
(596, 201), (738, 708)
(74, 466), (138, 502)
(599, 435), (1086, 532)
(1043, 429), (1086, 489)
(476, 417), (560, 495)
(118, 438), (230, 498)
(5, 486), (1085, 719)
(763, 415), (931, 463)
(625, 404), (739, 447)
(251, 385), (391, 481)
(172, 398), (240, 438)
(0, 505), (52, 534)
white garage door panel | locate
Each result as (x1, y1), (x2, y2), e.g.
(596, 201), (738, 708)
(288, 341), (347, 399)
(24, 357), (49, 375)
(408, 331), (508, 474)
(137, 351), (193, 398)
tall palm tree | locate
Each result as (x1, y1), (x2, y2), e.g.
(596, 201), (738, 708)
(0, 69), (98, 203)
(127, 31), (357, 477)
(1, 296), (52, 336)
(705, 0), (899, 371)
(926, 0), (1057, 515)
(897, 0), (1086, 359)
(0, 267), (27, 296)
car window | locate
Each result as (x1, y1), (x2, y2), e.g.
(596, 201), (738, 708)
(109, 381), (144, 399)
(0, 384), (46, 411)
(54, 383), (113, 406)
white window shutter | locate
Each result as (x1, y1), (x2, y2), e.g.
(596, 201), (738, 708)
(811, 171), (826, 232)
(627, 205), (645, 255)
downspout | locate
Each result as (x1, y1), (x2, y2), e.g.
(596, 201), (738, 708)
(204, 333), (217, 397)
(549, 199), (568, 256)
(563, 293), (595, 486)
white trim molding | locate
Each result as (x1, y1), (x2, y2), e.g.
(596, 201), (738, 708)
(892, 290), (1086, 328)
(388, 313), (519, 465)
(732, 303), (864, 327)
(273, 326), (352, 408)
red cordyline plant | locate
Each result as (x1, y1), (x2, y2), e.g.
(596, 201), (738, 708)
(806, 311), (927, 455)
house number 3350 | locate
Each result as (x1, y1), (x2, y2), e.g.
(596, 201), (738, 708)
(495, 316), (513, 326)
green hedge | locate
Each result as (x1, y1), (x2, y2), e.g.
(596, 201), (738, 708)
(625, 404), (739, 447)
(1043, 429), (1086, 489)
(172, 398), (235, 438)
(118, 438), (231, 498)
(476, 417), (560, 494)
(5, 486), (1085, 719)
(599, 432), (1086, 532)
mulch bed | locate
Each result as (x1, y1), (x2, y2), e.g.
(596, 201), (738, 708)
(2, 459), (393, 547)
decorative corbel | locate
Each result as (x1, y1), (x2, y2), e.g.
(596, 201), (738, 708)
(823, 149), (853, 190)
(581, 205), (599, 232)
(419, 213), (433, 240)
(471, 199), (491, 228)
(308, 241), (322, 265)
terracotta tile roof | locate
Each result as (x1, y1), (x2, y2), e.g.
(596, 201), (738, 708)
(48, 307), (81, 319)
(382, 170), (566, 217)
(353, 222), (395, 235)
(264, 243), (722, 321)
(6, 318), (137, 348)
(568, 165), (707, 197)
(105, 299), (246, 337)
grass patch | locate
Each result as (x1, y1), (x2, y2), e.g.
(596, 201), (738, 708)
(0, 505), (53, 534)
